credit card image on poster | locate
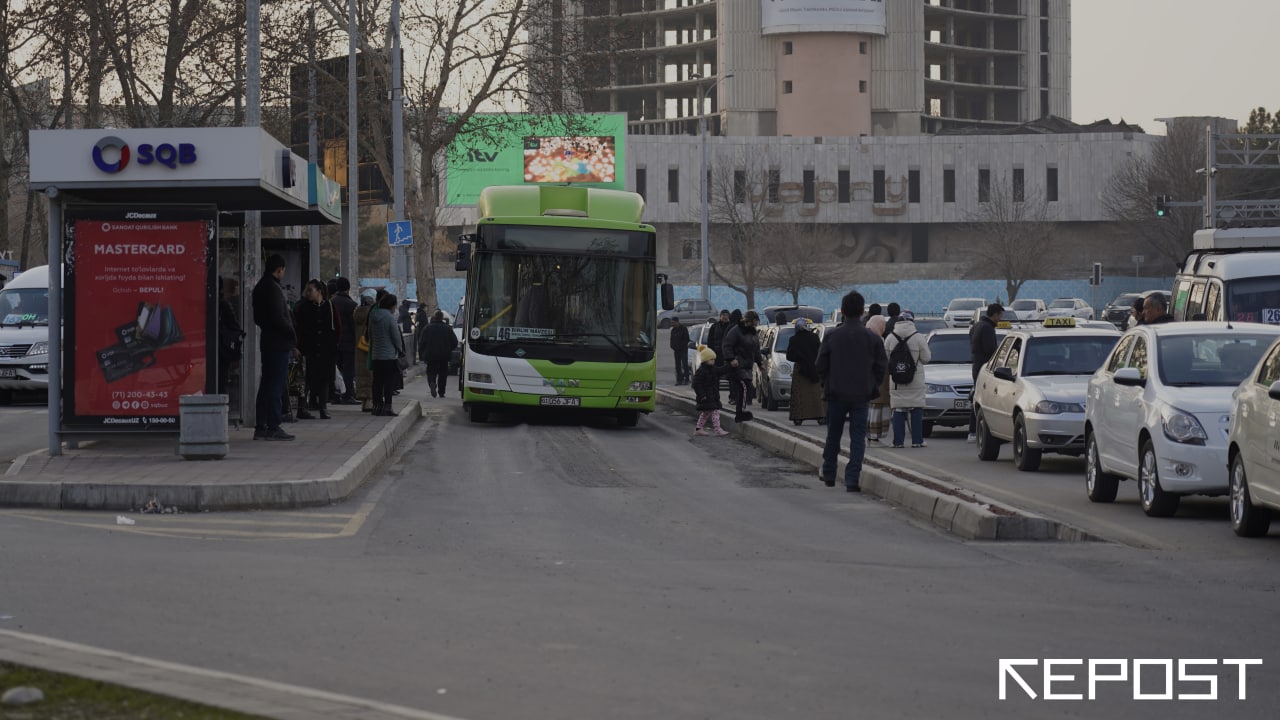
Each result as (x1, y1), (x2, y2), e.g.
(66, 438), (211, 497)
(142, 303), (165, 342)
(136, 302), (155, 336)
(156, 305), (183, 347)
(116, 321), (150, 350)
(96, 344), (157, 383)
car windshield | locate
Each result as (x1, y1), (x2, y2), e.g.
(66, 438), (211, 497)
(0, 287), (50, 326)
(928, 334), (971, 364)
(1110, 293), (1142, 308)
(1049, 299), (1075, 309)
(1157, 333), (1277, 386)
(1011, 300), (1038, 310)
(771, 326), (796, 352)
(1021, 335), (1119, 376)
(1225, 277), (1280, 325)
(948, 299), (983, 311)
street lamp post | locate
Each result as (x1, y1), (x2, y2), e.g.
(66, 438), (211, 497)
(699, 73), (733, 303)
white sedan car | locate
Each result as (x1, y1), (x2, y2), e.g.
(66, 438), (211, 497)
(1046, 297), (1095, 320)
(943, 298), (987, 328)
(972, 326), (1120, 471)
(1226, 337), (1280, 537)
(922, 328), (1007, 436)
(1083, 322), (1280, 516)
(1009, 298), (1047, 322)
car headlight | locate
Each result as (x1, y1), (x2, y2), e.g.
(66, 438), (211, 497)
(1162, 407), (1208, 445)
(27, 342), (49, 356)
(1033, 400), (1085, 414)
(926, 383), (951, 394)
(777, 361), (793, 376)
(628, 381), (652, 391)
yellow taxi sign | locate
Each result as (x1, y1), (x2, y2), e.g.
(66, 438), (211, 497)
(1043, 317), (1077, 327)
(995, 321), (1013, 329)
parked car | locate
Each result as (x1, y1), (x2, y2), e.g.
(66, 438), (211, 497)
(1083, 322), (1280, 515)
(922, 327), (1008, 437)
(1226, 336), (1280, 536)
(760, 305), (825, 326)
(658, 298), (717, 329)
(1009, 298), (1047, 322)
(972, 326), (1120, 470)
(1046, 297), (1095, 320)
(943, 298), (987, 328)
(753, 321), (829, 412)
(1102, 290), (1169, 329)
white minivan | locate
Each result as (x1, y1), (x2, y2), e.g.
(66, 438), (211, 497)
(1173, 228), (1280, 324)
(0, 265), (52, 403)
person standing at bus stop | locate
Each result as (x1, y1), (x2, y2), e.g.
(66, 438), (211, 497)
(252, 254), (297, 441)
(669, 316), (691, 385)
(370, 293), (406, 416)
(815, 291), (886, 492)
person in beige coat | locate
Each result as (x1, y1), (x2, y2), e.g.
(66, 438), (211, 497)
(883, 311), (931, 447)
(864, 315), (892, 445)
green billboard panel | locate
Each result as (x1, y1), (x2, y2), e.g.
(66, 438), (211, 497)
(445, 113), (627, 206)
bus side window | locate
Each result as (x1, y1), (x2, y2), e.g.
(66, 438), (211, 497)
(1204, 282), (1222, 321)
(1173, 278), (1193, 319)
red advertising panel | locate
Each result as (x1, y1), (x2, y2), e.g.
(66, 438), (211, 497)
(63, 206), (217, 430)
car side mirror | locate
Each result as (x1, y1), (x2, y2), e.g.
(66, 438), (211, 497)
(993, 367), (1015, 382)
(1269, 380), (1280, 401)
(1114, 367), (1146, 387)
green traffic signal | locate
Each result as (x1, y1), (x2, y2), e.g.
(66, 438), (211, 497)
(1154, 194), (1169, 217)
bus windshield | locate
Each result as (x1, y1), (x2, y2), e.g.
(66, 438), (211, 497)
(1227, 277), (1280, 325)
(468, 251), (655, 355)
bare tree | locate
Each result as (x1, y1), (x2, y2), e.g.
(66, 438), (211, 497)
(759, 222), (843, 304)
(705, 148), (779, 309)
(964, 175), (1058, 303)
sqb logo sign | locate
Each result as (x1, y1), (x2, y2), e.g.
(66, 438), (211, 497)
(92, 136), (197, 174)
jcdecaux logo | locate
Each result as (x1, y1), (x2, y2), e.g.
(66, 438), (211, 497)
(92, 136), (197, 174)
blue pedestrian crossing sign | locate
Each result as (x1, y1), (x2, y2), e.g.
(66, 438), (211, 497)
(387, 220), (413, 247)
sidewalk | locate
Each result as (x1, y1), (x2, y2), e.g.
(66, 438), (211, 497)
(0, 370), (437, 512)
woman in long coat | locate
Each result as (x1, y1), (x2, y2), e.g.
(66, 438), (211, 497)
(883, 311), (932, 448)
(785, 318), (825, 425)
(865, 315), (892, 445)
(294, 279), (340, 419)
(353, 290), (376, 412)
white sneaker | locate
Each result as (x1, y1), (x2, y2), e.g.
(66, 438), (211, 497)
(694, 429), (710, 436)
(966, 434), (976, 444)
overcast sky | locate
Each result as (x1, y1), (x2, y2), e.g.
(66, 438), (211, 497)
(1071, 0), (1277, 133)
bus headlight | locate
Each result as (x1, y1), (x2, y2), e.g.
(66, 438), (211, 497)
(629, 381), (653, 391)
(468, 372), (493, 384)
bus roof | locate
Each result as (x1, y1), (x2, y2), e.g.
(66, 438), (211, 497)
(476, 185), (650, 228)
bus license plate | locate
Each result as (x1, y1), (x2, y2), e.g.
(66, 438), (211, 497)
(953, 399), (972, 410)
(0, 368), (16, 379)
(540, 396), (580, 407)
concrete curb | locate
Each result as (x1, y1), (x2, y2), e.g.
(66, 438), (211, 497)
(658, 390), (1072, 541)
(0, 401), (422, 512)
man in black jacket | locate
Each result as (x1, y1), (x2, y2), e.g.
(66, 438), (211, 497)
(815, 291), (887, 492)
(1142, 293), (1175, 324)
(706, 310), (731, 371)
(417, 310), (459, 398)
(330, 277), (358, 404)
(669, 317), (691, 385)
(967, 303), (1004, 442)
(252, 254), (298, 441)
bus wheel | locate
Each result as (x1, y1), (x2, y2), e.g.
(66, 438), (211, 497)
(469, 405), (489, 423)
(617, 410), (639, 427)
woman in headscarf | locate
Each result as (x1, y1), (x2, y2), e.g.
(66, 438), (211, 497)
(785, 318), (825, 425)
(354, 289), (376, 412)
(865, 314), (892, 446)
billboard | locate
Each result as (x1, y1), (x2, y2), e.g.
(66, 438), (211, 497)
(761, 0), (887, 36)
(63, 206), (218, 431)
(445, 114), (626, 205)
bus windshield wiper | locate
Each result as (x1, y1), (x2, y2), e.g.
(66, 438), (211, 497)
(554, 332), (633, 357)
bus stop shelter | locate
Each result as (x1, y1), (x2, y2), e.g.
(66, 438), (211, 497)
(28, 127), (341, 455)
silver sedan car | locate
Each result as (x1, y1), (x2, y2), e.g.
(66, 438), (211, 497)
(972, 325), (1121, 471)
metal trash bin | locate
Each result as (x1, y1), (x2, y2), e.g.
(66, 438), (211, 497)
(178, 394), (229, 460)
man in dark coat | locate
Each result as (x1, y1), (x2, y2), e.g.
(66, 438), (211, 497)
(1143, 293), (1175, 324)
(706, 310), (731, 371)
(815, 291), (887, 492)
(885, 302), (902, 336)
(252, 254), (297, 441)
(721, 310), (764, 422)
(398, 299), (414, 335)
(330, 277), (358, 404)
(417, 310), (459, 398)
(669, 317), (691, 385)
(967, 303), (1004, 442)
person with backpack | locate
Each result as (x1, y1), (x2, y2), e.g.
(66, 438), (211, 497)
(884, 310), (931, 448)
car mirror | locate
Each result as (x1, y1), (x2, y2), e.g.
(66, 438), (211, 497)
(1114, 367), (1146, 387)
(1269, 380), (1280, 401)
(993, 367), (1015, 382)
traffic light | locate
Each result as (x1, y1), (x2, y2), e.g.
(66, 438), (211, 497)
(1091, 262), (1103, 286)
(1155, 195), (1170, 217)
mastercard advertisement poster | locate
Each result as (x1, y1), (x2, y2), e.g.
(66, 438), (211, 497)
(63, 205), (218, 430)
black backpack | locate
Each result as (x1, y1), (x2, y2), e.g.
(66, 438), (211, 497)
(888, 332), (918, 386)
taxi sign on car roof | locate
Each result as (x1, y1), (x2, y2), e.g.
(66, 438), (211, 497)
(1043, 317), (1077, 327)
(996, 321), (1014, 329)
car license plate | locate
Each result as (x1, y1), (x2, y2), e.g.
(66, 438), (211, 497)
(540, 396), (580, 407)
(953, 399), (972, 410)
(0, 368), (15, 379)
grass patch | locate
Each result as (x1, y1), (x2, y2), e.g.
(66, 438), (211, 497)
(0, 661), (266, 719)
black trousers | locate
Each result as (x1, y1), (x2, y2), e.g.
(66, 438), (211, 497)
(672, 349), (690, 384)
(337, 344), (355, 398)
(372, 358), (399, 409)
(426, 359), (449, 395)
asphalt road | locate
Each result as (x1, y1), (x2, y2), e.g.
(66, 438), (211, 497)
(0, 390), (51, 465)
(3, 392), (1280, 719)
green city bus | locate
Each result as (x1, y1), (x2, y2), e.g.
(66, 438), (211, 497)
(455, 185), (669, 425)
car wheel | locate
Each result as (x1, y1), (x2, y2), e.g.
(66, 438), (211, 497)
(976, 409), (1001, 461)
(1085, 431), (1120, 503)
(658, 318), (671, 330)
(1012, 416), (1042, 472)
(793, 419), (803, 426)
(921, 421), (933, 439)
(617, 410), (639, 428)
(1138, 439), (1179, 517)
(1230, 453), (1272, 537)
(469, 405), (489, 423)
